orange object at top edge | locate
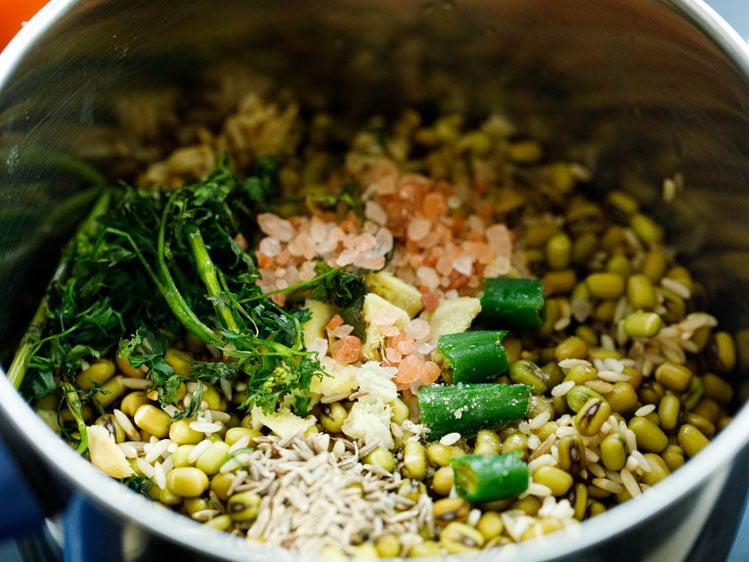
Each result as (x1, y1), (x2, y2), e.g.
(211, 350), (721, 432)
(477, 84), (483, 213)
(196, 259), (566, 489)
(0, 0), (49, 51)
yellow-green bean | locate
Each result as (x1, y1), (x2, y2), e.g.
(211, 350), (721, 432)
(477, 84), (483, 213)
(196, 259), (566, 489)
(166, 467), (209, 497)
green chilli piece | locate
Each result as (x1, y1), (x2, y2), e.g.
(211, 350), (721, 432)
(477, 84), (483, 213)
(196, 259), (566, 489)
(480, 277), (545, 328)
(437, 330), (509, 384)
(451, 451), (529, 502)
(417, 383), (532, 439)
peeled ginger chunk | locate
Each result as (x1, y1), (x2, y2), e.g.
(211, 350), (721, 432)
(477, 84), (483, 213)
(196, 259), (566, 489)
(87, 424), (134, 479)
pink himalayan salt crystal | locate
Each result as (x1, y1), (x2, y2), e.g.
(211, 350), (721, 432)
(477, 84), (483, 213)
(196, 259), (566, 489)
(299, 260), (318, 281)
(353, 250), (386, 270)
(374, 228), (394, 254)
(446, 194), (462, 209)
(421, 360), (442, 384)
(416, 232), (441, 249)
(416, 341), (435, 355)
(416, 266), (440, 290)
(317, 225), (345, 254)
(376, 173), (398, 195)
(407, 217), (432, 242)
(393, 334), (417, 355)
(485, 223), (513, 257)
(332, 335), (362, 365)
(372, 305), (403, 326)
(258, 236), (282, 258)
(421, 291), (440, 312)
(257, 213), (295, 242)
(353, 232), (377, 252)
(258, 269), (276, 286)
(363, 221), (380, 235)
(307, 337), (328, 359)
(282, 266), (301, 286)
(436, 254), (455, 276)
(484, 257), (511, 278)
(287, 240), (303, 257)
(399, 173), (432, 196)
(336, 248), (358, 267)
(466, 215), (486, 234)
(396, 355), (441, 388)
(395, 354), (423, 384)
(365, 201), (388, 225)
(462, 240), (494, 264)
(385, 347), (402, 364)
(421, 191), (448, 220)
(452, 254), (475, 276)
(405, 318), (431, 341)
(330, 323), (354, 338)
(379, 324), (401, 337)
(293, 233), (317, 260)
(326, 315), (344, 330)
(309, 216), (329, 243)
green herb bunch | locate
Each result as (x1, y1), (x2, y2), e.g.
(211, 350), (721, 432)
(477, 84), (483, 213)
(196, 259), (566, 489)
(11, 156), (370, 428)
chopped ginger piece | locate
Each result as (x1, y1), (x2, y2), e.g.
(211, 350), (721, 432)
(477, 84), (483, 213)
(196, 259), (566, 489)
(365, 271), (423, 318)
(422, 296), (481, 341)
(87, 424), (134, 479)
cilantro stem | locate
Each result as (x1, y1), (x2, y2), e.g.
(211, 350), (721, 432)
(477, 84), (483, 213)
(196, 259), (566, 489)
(156, 193), (223, 347)
(184, 223), (240, 334)
(7, 295), (51, 390)
(61, 382), (88, 454)
(239, 264), (345, 303)
(8, 190), (112, 390)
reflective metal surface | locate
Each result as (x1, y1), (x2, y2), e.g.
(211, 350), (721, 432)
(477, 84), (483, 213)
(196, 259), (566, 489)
(1, 1), (749, 561)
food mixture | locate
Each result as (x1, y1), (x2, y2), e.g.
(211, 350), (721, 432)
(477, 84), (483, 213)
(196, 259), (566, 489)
(9, 74), (738, 557)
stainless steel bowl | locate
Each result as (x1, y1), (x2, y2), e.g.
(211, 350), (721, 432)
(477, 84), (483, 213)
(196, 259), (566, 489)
(1, 1), (749, 560)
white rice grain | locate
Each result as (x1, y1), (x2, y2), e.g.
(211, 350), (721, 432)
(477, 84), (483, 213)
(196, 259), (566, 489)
(603, 357), (626, 372)
(551, 380), (576, 397)
(208, 410), (233, 424)
(661, 277), (691, 299)
(190, 420), (224, 435)
(556, 426), (579, 438)
(188, 439), (213, 463)
(501, 512), (535, 542)
(558, 358), (592, 370)
(529, 410), (551, 430)
(600, 333), (616, 351)
(624, 429), (638, 453)
(526, 482), (553, 497)
(118, 443), (139, 459)
(439, 432), (462, 446)
(144, 438), (171, 463)
(162, 404), (180, 418)
(153, 461), (167, 490)
(585, 379), (614, 394)
(121, 377), (152, 390)
(592, 477), (624, 494)
(597, 370), (630, 383)
(526, 434), (542, 451)
(630, 450), (652, 472)
(588, 463), (606, 478)
(585, 449), (601, 464)
(136, 458), (155, 479)
(634, 404), (656, 417)
(527, 454), (557, 473)
(113, 408), (140, 441)
(229, 434), (252, 453)
(620, 468), (642, 497)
